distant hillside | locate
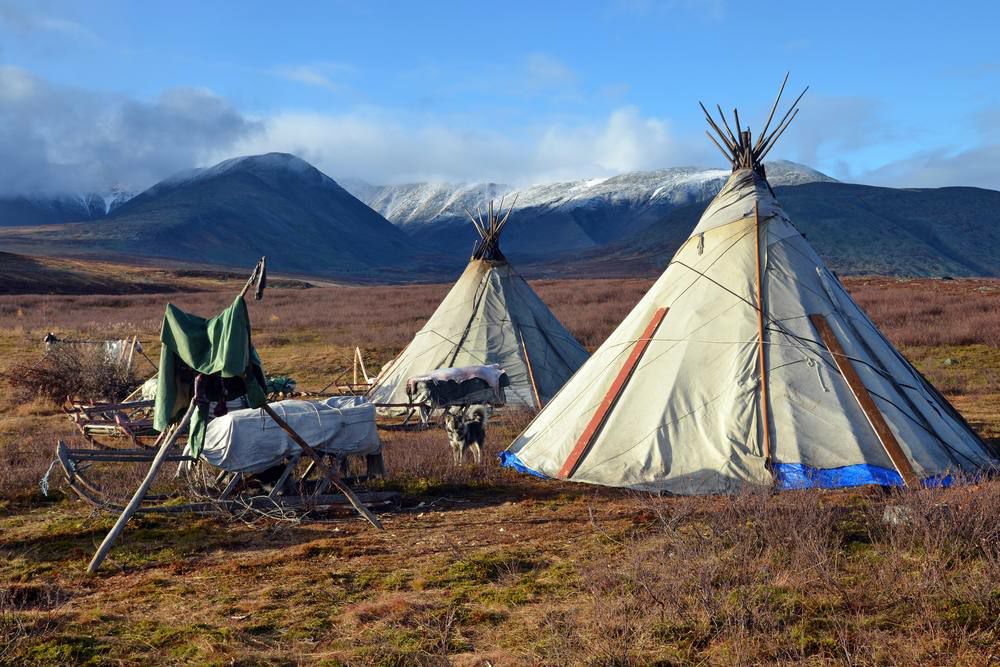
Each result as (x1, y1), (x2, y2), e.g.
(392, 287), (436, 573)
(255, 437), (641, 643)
(0, 154), (442, 281)
(541, 182), (1000, 278)
(345, 161), (835, 258)
(0, 251), (316, 295)
(0, 194), (105, 227)
(0, 187), (136, 227)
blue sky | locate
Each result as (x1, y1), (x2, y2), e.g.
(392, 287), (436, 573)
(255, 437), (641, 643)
(2, 0), (998, 192)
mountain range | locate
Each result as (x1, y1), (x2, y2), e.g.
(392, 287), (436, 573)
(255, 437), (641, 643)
(342, 161), (835, 258)
(0, 153), (997, 281)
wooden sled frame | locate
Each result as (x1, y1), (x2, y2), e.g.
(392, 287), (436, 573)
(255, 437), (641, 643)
(57, 439), (393, 515)
(63, 399), (157, 449)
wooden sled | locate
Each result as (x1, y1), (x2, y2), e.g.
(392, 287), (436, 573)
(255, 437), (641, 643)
(57, 440), (395, 515)
(63, 399), (158, 449)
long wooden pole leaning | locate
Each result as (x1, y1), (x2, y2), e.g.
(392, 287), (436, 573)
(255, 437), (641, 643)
(259, 404), (383, 530)
(87, 399), (197, 574)
(754, 202), (772, 468)
(517, 327), (542, 410)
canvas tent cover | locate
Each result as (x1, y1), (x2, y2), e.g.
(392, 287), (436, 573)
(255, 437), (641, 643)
(154, 296), (267, 457)
(369, 260), (589, 409)
(187, 396), (381, 474)
(503, 169), (998, 493)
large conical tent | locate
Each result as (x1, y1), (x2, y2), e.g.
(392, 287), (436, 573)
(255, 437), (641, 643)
(368, 197), (590, 409)
(503, 76), (998, 493)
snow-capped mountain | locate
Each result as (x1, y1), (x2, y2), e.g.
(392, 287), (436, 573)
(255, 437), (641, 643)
(344, 161), (835, 257)
(101, 185), (138, 215)
(0, 188), (137, 227)
(347, 161), (833, 229)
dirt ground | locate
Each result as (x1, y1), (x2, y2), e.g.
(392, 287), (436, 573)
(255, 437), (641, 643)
(1, 277), (999, 665)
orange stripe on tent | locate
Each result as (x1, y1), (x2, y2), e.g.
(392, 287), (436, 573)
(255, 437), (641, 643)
(559, 307), (668, 479)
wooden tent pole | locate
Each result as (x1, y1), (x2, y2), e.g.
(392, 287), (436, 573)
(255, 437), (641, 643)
(517, 327), (542, 410)
(259, 404), (383, 529)
(88, 399), (195, 574)
(356, 348), (370, 384)
(754, 202), (772, 467)
(124, 336), (137, 377)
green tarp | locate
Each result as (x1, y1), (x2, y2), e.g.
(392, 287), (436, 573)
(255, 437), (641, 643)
(154, 296), (266, 457)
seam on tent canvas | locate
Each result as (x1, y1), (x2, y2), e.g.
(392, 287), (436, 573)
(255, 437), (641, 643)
(862, 387), (986, 468)
(807, 315), (989, 472)
(664, 225), (758, 302)
(518, 298), (747, 451)
(507, 265), (588, 371)
(668, 253), (978, 471)
(446, 268), (493, 367)
(574, 386), (734, 476)
(825, 271), (996, 461)
(837, 311), (968, 468)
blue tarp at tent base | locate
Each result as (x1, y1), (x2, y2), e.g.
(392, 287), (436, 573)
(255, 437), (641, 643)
(498, 454), (955, 490)
(498, 451), (550, 479)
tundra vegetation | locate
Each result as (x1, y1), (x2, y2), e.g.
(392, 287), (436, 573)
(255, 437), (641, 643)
(0, 276), (998, 665)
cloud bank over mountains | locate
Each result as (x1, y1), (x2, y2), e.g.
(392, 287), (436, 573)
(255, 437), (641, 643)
(0, 66), (258, 195)
(1, 64), (998, 196)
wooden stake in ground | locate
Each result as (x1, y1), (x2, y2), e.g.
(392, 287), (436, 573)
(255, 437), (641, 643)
(87, 399), (196, 574)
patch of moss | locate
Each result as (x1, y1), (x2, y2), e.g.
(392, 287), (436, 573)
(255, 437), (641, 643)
(23, 634), (106, 665)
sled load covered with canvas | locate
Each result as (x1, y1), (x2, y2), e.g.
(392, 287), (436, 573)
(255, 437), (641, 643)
(404, 364), (510, 410)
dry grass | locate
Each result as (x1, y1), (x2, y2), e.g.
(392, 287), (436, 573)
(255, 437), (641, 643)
(0, 276), (998, 664)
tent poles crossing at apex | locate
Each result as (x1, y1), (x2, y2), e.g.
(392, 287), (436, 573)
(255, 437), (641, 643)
(699, 71), (808, 173)
(465, 194), (518, 262)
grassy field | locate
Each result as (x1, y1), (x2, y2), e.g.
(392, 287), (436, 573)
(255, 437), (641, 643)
(1, 276), (998, 665)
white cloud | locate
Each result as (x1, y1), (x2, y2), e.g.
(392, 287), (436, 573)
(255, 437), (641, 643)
(853, 105), (1000, 189)
(0, 66), (259, 194)
(5, 65), (997, 196)
(0, 2), (100, 44)
(223, 105), (713, 186)
(524, 53), (577, 90)
(776, 94), (895, 168)
(862, 145), (1000, 189)
(269, 63), (353, 93)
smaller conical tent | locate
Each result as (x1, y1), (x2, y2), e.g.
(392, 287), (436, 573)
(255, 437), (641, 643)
(502, 76), (999, 493)
(368, 198), (590, 409)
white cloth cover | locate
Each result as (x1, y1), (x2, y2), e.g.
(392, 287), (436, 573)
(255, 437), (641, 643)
(191, 396), (381, 473)
(405, 363), (508, 396)
(140, 377), (159, 400)
(504, 169), (997, 494)
(368, 259), (589, 410)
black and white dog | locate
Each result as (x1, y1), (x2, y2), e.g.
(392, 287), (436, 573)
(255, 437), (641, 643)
(442, 405), (489, 465)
